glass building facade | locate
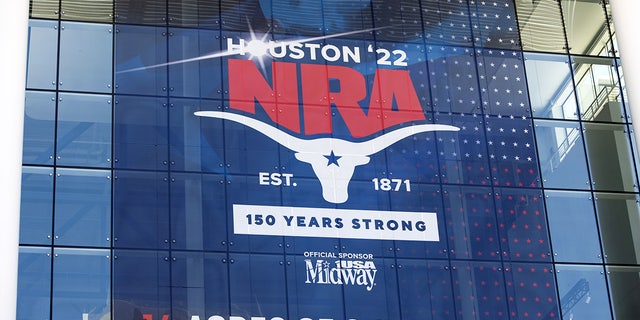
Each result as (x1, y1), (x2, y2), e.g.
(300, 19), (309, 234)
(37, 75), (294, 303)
(17, 0), (640, 319)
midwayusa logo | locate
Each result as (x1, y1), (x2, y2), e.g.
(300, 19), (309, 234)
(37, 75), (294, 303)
(304, 259), (378, 291)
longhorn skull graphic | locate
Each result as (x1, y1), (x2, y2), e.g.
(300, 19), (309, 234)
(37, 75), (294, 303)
(195, 111), (460, 203)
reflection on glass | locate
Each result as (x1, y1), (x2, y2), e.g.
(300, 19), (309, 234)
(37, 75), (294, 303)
(23, 91), (56, 165)
(54, 168), (111, 247)
(516, 0), (565, 53)
(504, 262), (559, 319)
(422, 0), (471, 46)
(62, 0), (113, 23)
(272, 0), (324, 36)
(56, 93), (112, 168)
(451, 261), (508, 319)
(17, 247), (51, 320)
(534, 119), (590, 189)
(470, 0), (520, 49)
(20, 167), (54, 245)
(545, 190), (601, 262)
(59, 21), (113, 93)
(372, 0), (423, 42)
(115, 0), (166, 25)
(31, 0), (59, 19)
(556, 265), (612, 320)
(583, 123), (636, 192)
(26, 20), (58, 90)
(52, 248), (110, 320)
(606, 266), (640, 319)
(171, 251), (206, 319)
(595, 193), (640, 264)
(323, 0), (373, 39)
(573, 56), (623, 122)
(524, 53), (578, 119)
(168, 0), (220, 28)
(561, 0), (613, 56)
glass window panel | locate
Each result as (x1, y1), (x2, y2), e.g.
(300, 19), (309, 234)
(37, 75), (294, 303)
(343, 258), (400, 320)
(616, 58), (631, 123)
(470, 0), (520, 50)
(221, 113), (281, 175)
(61, 0), (113, 23)
(23, 91), (56, 165)
(573, 56), (624, 123)
(170, 173), (227, 251)
(322, 0), (374, 40)
(114, 95), (168, 170)
(56, 93), (112, 168)
(228, 254), (287, 316)
(516, 0), (566, 53)
(17, 247), (51, 320)
(485, 116), (540, 188)
(113, 170), (170, 249)
(451, 261), (509, 320)
(285, 255), (344, 320)
(26, 19), (58, 90)
(545, 190), (602, 263)
(371, 0), (423, 43)
(112, 250), (170, 319)
(427, 46), (480, 114)
(477, 49), (530, 117)
(595, 192), (640, 264)
(168, 29), (223, 99)
(204, 253), (230, 316)
(606, 266), (640, 320)
(442, 185), (500, 260)
(503, 263), (559, 319)
(583, 122), (637, 192)
(171, 251), (206, 319)
(396, 259), (455, 319)
(524, 53), (578, 120)
(561, 0), (612, 56)
(52, 248), (110, 320)
(54, 168), (111, 247)
(20, 166), (54, 245)
(422, 0), (472, 46)
(534, 119), (590, 189)
(556, 265), (612, 320)
(59, 21), (113, 93)
(115, 24), (168, 96)
(495, 188), (551, 262)
(272, 0), (323, 36)
(384, 130), (439, 184)
(168, 0), (220, 28)
(31, 0), (59, 19)
(115, 0), (166, 25)
(220, 0), (271, 32)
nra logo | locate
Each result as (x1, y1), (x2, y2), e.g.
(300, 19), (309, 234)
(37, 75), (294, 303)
(196, 35), (459, 203)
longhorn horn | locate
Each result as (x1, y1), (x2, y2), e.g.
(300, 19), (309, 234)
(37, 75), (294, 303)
(349, 123), (460, 156)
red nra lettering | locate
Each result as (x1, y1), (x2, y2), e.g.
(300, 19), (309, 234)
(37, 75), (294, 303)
(228, 59), (426, 138)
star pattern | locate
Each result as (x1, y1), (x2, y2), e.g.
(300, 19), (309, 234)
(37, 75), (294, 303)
(325, 150), (342, 166)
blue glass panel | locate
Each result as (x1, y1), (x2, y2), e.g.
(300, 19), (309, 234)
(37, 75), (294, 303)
(396, 259), (455, 320)
(442, 185), (500, 260)
(556, 265), (612, 320)
(545, 190), (602, 263)
(20, 166), (54, 245)
(485, 116), (540, 188)
(524, 53), (578, 120)
(583, 123), (637, 192)
(52, 248), (110, 320)
(114, 95), (169, 170)
(606, 266), (640, 319)
(168, 28), (223, 99)
(112, 250), (171, 319)
(422, 0), (472, 46)
(371, 0), (423, 42)
(56, 93), (112, 168)
(573, 56), (624, 122)
(434, 113), (491, 185)
(220, 0), (271, 32)
(451, 261), (508, 320)
(26, 19), (58, 90)
(204, 253), (230, 316)
(228, 254), (287, 316)
(115, 0), (166, 25)
(17, 247), (51, 320)
(168, 0), (220, 28)
(504, 262), (559, 319)
(58, 21), (112, 93)
(170, 173), (227, 251)
(271, 0), (323, 36)
(595, 192), (640, 264)
(534, 119), (590, 189)
(171, 251), (206, 319)
(23, 91), (56, 165)
(476, 49), (530, 117)
(115, 24), (168, 96)
(470, 0), (520, 49)
(343, 258), (400, 319)
(322, 0), (374, 40)
(170, 98), (225, 173)
(54, 168), (111, 247)
(286, 255), (344, 320)
(383, 130), (439, 184)
(226, 175), (284, 253)
(427, 46), (480, 114)
(113, 170), (170, 249)
(494, 188), (551, 262)
(392, 183), (447, 259)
